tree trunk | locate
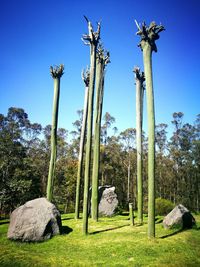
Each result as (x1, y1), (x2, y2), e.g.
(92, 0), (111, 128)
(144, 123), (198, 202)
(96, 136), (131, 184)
(91, 61), (104, 221)
(75, 85), (89, 219)
(143, 44), (155, 238)
(174, 188), (176, 204)
(135, 70), (144, 224)
(129, 203), (134, 226)
(197, 172), (199, 212)
(46, 77), (60, 201)
(83, 44), (96, 234)
(136, 20), (164, 238)
(127, 160), (131, 203)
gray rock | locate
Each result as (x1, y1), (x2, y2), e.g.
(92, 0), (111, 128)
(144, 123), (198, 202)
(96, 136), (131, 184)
(98, 186), (118, 216)
(7, 197), (62, 242)
(163, 204), (196, 229)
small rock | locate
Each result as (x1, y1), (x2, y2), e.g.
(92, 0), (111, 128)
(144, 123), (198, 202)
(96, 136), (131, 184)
(163, 204), (196, 229)
(7, 197), (62, 242)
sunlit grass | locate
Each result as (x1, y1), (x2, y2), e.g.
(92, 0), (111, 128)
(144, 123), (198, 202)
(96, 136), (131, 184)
(0, 213), (200, 266)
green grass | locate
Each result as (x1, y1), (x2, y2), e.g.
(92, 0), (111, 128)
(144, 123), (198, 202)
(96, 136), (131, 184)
(0, 213), (200, 266)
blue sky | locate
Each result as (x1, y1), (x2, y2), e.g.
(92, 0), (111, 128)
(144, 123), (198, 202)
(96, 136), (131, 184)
(0, 0), (200, 137)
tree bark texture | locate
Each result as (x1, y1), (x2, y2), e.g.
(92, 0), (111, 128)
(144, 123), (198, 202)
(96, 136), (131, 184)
(91, 60), (103, 221)
(129, 203), (134, 226)
(143, 45), (155, 238)
(135, 67), (145, 225)
(82, 17), (100, 234)
(136, 21), (164, 238)
(91, 46), (110, 222)
(47, 65), (64, 201)
(75, 82), (89, 219)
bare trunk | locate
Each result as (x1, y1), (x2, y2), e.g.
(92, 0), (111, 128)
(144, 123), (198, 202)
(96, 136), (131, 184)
(75, 85), (89, 219)
(127, 162), (131, 203)
(83, 45), (96, 234)
(47, 65), (64, 201)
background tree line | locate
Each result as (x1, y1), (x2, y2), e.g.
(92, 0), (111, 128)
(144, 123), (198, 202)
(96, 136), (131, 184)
(0, 107), (199, 217)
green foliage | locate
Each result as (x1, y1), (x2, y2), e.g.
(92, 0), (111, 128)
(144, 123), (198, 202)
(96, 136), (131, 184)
(0, 107), (200, 218)
(0, 108), (42, 215)
(155, 198), (175, 216)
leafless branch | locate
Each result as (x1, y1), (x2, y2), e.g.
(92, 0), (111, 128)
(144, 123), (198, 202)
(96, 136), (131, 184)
(97, 43), (110, 67)
(135, 21), (165, 52)
(81, 66), (90, 87)
(50, 64), (64, 78)
(133, 66), (145, 85)
(82, 16), (101, 46)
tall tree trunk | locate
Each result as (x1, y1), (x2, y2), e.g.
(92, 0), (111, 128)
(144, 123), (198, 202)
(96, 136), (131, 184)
(197, 172), (199, 212)
(174, 188), (176, 204)
(75, 69), (90, 219)
(101, 171), (104, 186)
(82, 17), (100, 234)
(46, 65), (64, 202)
(91, 46), (110, 221)
(129, 203), (134, 226)
(134, 66), (145, 225)
(127, 159), (131, 203)
(91, 60), (102, 221)
(143, 45), (155, 237)
(82, 45), (96, 234)
(135, 20), (164, 238)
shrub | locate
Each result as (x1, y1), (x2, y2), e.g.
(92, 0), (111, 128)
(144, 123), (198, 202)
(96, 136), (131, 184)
(155, 198), (174, 216)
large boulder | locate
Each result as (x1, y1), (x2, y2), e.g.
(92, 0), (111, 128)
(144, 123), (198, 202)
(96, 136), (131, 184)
(7, 198), (62, 242)
(163, 204), (196, 229)
(98, 186), (118, 216)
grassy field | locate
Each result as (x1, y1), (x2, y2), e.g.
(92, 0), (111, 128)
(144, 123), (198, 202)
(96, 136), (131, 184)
(0, 213), (200, 266)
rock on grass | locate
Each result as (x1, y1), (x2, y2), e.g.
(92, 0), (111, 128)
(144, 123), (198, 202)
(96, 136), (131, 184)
(163, 204), (196, 229)
(7, 198), (62, 242)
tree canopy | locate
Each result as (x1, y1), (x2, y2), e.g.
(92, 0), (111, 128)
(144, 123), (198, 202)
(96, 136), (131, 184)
(0, 107), (199, 216)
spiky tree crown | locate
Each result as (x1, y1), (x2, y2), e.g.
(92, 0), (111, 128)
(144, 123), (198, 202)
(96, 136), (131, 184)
(133, 66), (145, 85)
(82, 16), (101, 46)
(50, 64), (64, 78)
(81, 67), (90, 87)
(97, 43), (110, 68)
(135, 21), (165, 52)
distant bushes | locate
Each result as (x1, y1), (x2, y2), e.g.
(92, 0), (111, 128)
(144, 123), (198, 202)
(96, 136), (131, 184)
(155, 198), (174, 216)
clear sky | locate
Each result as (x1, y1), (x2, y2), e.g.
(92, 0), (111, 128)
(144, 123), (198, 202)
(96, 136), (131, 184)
(0, 0), (200, 136)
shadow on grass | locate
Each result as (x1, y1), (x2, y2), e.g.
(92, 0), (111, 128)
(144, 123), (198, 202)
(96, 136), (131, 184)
(134, 222), (147, 227)
(62, 218), (73, 221)
(119, 212), (129, 216)
(155, 218), (163, 224)
(159, 226), (198, 239)
(0, 221), (9, 225)
(90, 224), (129, 235)
(160, 228), (184, 239)
(61, 225), (73, 235)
